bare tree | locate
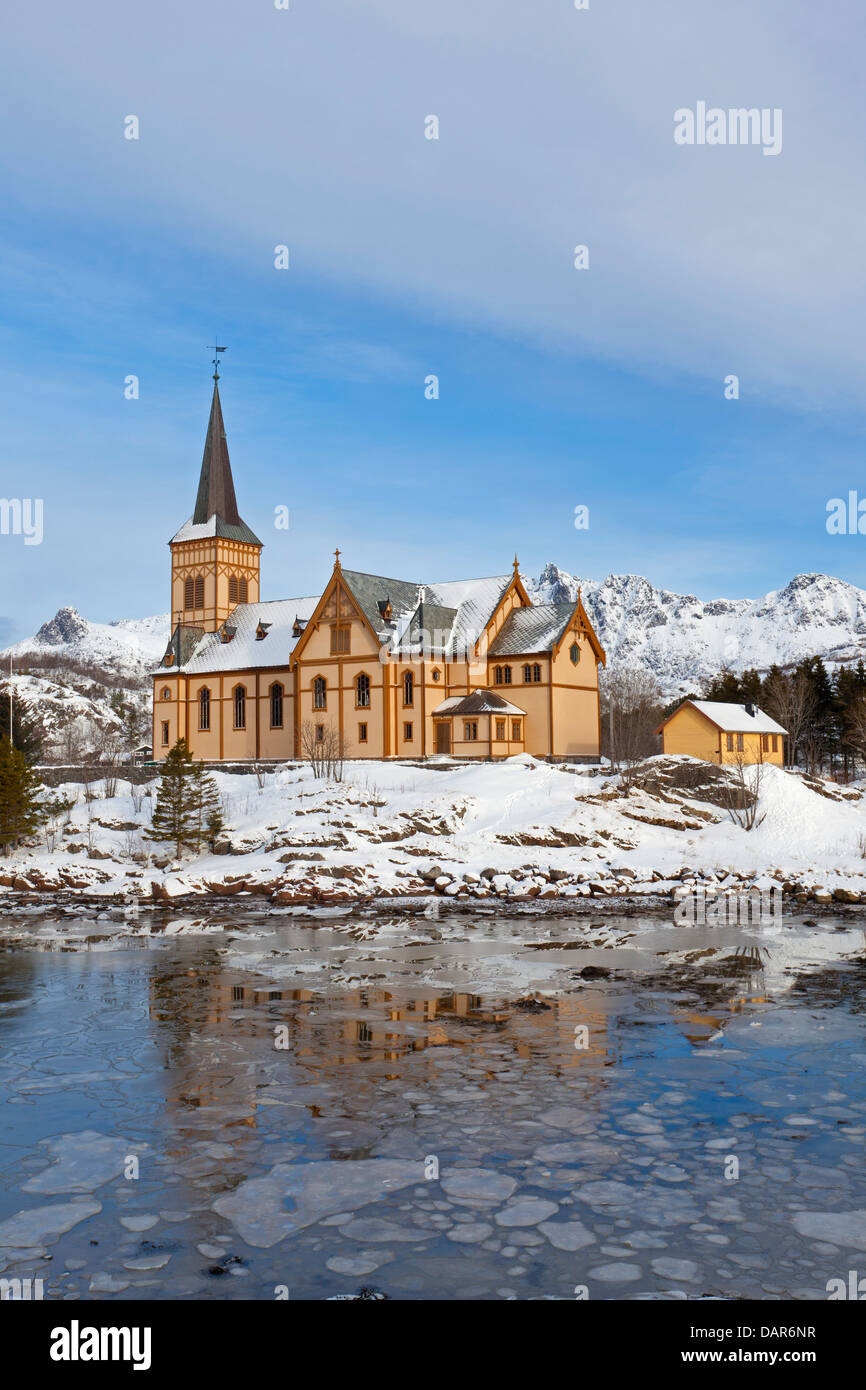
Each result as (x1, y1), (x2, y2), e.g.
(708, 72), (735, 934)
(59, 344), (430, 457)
(762, 668), (816, 768)
(300, 720), (350, 781)
(600, 668), (665, 777)
(720, 755), (767, 831)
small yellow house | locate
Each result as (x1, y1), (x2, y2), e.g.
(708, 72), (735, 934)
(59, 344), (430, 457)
(656, 699), (786, 766)
(152, 373), (606, 763)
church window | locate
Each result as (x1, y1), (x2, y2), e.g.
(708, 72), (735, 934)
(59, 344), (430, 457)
(270, 682), (284, 729)
(356, 673), (371, 708)
(464, 721), (478, 741)
(161, 721), (169, 746)
(494, 666), (503, 685)
(313, 676), (327, 710)
(523, 664), (532, 683)
(569, 641), (580, 665)
(431, 668), (441, 682)
(512, 720), (522, 741)
(404, 722), (413, 741)
(239, 577), (248, 603)
(533, 663), (541, 682)
(229, 576), (238, 604)
(199, 687), (210, 730)
(403, 671), (414, 706)
(502, 666), (512, 684)
(315, 724), (324, 743)
(496, 719), (506, 740)
(233, 685), (246, 729)
(161, 687), (171, 701)
(331, 624), (351, 654)
(358, 722), (368, 742)
(184, 577), (194, 610)
(194, 574), (204, 609)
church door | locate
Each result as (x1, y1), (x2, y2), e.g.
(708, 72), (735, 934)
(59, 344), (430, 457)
(435, 722), (451, 755)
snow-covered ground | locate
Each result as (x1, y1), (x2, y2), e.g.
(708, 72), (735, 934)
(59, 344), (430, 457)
(3, 755), (866, 909)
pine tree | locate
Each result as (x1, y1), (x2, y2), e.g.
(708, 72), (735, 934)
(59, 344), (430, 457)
(145, 738), (198, 858)
(0, 684), (45, 762)
(0, 737), (46, 854)
(189, 761), (224, 852)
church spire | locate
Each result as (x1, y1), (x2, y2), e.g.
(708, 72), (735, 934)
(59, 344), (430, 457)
(193, 377), (242, 527)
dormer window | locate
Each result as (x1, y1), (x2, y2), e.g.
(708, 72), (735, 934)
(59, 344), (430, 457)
(163, 649), (174, 667)
(256, 622), (271, 641)
(377, 598), (393, 621)
(220, 625), (236, 644)
(292, 617), (308, 638)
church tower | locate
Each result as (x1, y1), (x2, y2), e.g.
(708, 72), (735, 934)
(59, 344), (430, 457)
(167, 367), (262, 637)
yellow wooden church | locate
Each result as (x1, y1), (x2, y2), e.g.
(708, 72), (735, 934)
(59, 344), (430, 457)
(152, 375), (606, 762)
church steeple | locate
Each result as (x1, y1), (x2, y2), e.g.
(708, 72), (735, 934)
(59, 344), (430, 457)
(166, 370), (263, 635)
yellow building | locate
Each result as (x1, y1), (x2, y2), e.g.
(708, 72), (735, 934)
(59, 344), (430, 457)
(656, 699), (786, 765)
(152, 375), (606, 762)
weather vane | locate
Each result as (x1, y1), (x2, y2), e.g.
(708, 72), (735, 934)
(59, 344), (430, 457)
(207, 340), (227, 379)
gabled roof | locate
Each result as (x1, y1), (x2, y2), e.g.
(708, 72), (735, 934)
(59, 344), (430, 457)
(488, 602), (579, 656)
(340, 569), (513, 656)
(171, 378), (262, 547)
(161, 596), (319, 674)
(432, 689), (526, 717)
(657, 699), (787, 735)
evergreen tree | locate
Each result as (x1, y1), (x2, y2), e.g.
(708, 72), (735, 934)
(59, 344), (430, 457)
(189, 762), (224, 852)
(0, 737), (46, 854)
(0, 684), (45, 762)
(145, 738), (199, 858)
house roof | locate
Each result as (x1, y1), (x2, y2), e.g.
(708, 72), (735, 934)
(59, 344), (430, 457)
(488, 602), (579, 656)
(340, 569), (512, 657)
(432, 689), (526, 717)
(162, 596), (320, 674)
(171, 378), (262, 548)
(658, 699), (787, 736)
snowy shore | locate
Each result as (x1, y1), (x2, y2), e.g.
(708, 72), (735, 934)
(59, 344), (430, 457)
(2, 754), (866, 914)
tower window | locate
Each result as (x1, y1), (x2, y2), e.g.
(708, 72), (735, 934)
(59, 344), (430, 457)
(161, 721), (170, 746)
(194, 574), (204, 609)
(404, 722), (413, 741)
(229, 575), (238, 604)
(270, 682), (284, 729)
(184, 577), (194, 610)
(199, 687), (210, 731)
(403, 671), (414, 706)
(239, 577), (248, 604)
(356, 672), (371, 708)
(233, 685), (246, 729)
(358, 722), (368, 743)
(313, 676), (327, 710)
(161, 687), (171, 701)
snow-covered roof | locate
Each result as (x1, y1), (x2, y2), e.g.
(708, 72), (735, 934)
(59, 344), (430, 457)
(432, 689), (526, 717)
(170, 515), (262, 546)
(343, 569), (512, 657)
(171, 597), (320, 674)
(488, 602), (578, 656)
(684, 700), (787, 735)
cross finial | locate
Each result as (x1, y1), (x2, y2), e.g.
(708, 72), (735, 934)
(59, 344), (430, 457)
(334, 547), (341, 569)
(208, 340), (227, 380)
(513, 553), (519, 572)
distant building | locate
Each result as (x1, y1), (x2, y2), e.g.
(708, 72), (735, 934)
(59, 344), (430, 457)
(152, 374), (606, 761)
(656, 699), (786, 765)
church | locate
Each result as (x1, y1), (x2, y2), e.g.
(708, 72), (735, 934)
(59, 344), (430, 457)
(152, 373), (606, 762)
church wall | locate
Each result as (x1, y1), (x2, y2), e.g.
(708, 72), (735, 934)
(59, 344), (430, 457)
(550, 628), (602, 757)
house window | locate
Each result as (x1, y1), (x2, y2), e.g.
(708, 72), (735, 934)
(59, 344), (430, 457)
(761, 733), (769, 752)
(726, 733), (734, 751)
(464, 721), (478, 741)
(495, 719), (506, 740)
(403, 671), (414, 706)
(533, 663), (541, 682)
(331, 624), (351, 654)
(772, 734), (778, 752)
(315, 724), (324, 743)
(270, 682), (284, 729)
(356, 672), (371, 708)
(184, 577), (194, 610)
(570, 641), (580, 665)
(358, 722), (368, 742)
(313, 676), (327, 710)
(199, 687), (210, 730)
(229, 575), (238, 604)
(404, 722), (413, 741)
(512, 720), (522, 741)
(238, 577), (248, 604)
(161, 687), (171, 701)
(161, 721), (170, 746)
(736, 733), (744, 751)
(194, 574), (204, 609)
(233, 685), (246, 729)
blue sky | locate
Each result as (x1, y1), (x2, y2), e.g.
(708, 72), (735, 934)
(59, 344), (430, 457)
(1, 0), (866, 643)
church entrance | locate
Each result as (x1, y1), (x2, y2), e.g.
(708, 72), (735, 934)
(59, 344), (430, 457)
(434, 722), (451, 755)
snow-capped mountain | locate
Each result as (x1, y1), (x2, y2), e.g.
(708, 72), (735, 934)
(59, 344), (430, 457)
(5, 568), (866, 712)
(527, 566), (866, 696)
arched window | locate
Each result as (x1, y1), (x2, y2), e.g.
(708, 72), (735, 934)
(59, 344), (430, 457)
(184, 577), (194, 610)
(194, 574), (204, 609)
(229, 575), (238, 605)
(494, 666), (503, 685)
(238, 577), (248, 603)
(502, 665), (512, 684)
(313, 676), (327, 710)
(199, 687), (210, 730)
(161, 687), (171, 701)
(233, 684), (246, 729)
(533, 663), (541, 682)
(356, 672), (371, 708)
(403, 671), (414, 706)
(523, 664), (532, 683)
(270, 681), (284, 729)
